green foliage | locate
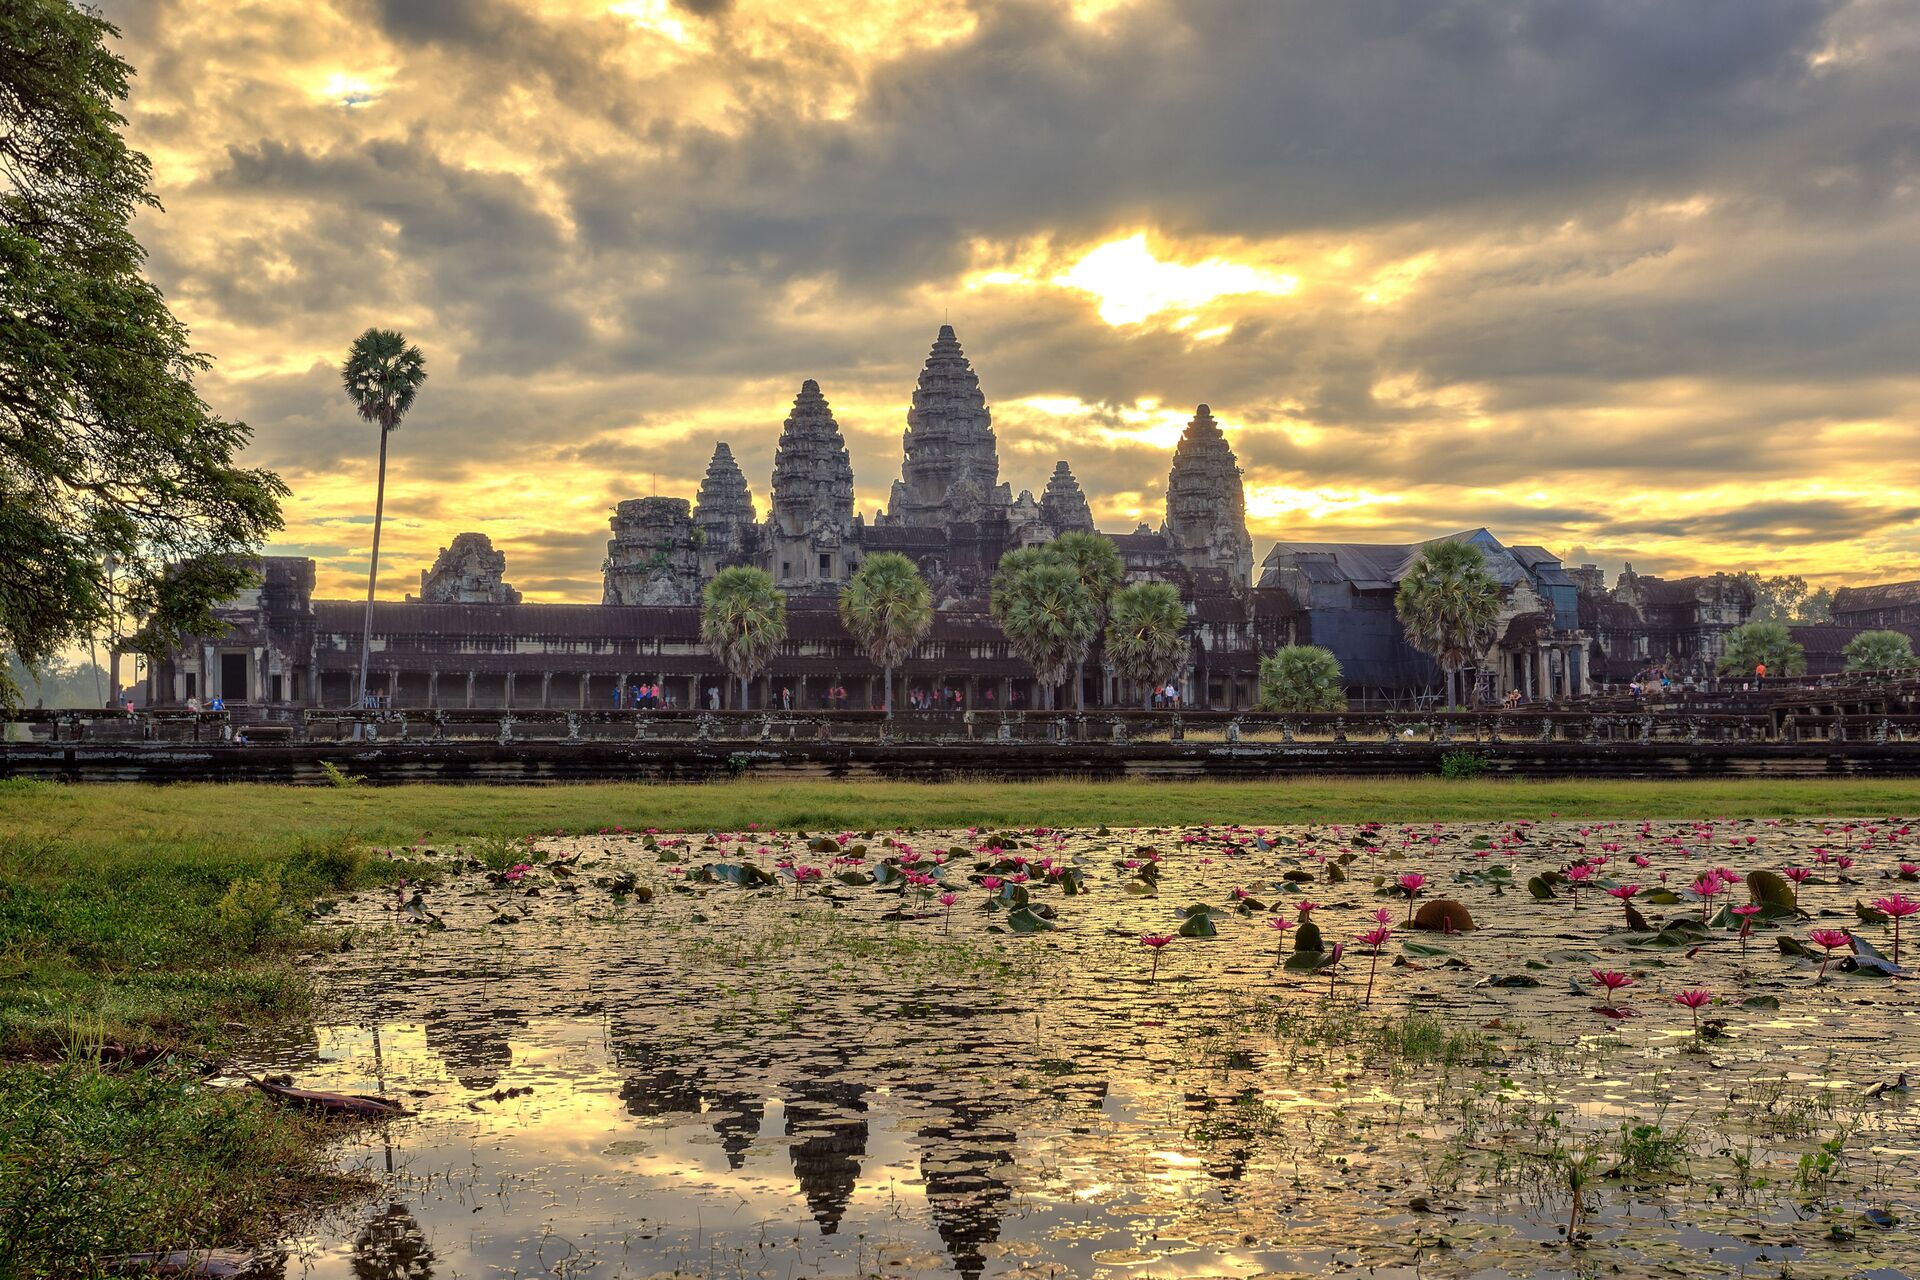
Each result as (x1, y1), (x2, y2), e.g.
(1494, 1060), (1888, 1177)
(1256, 644), (1346, 712)
(340, 328), (427, 432)
(700, 566), (787, 705)
(1393, 540), (1501, 709)
(214, 868), (291, 953)
(1439, 749), (1488, 780)
(4, 653), (109, 709)
(317, 759), (364, 788)
(1843, 629), (1914, 672)
(1738, 573), (1833, 625)
(1715, 621), (1807, 677)
(838, 553), (933, 712)
(1106, 581), (1189, 706)
(0, 0), (286, 709)
(1045, 532), (1126, 710)
(989, 550), (1099, 709)
(0, 1060), (354, 1278)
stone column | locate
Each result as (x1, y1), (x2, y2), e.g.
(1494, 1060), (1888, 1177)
(428, 670), (439, 708)
(465, 671), (476, 709)
(387, 669), (399, 708)
(540, 671), (552, 709)
(1536, 648), (1552, 703)
(504, 672), (516, 708)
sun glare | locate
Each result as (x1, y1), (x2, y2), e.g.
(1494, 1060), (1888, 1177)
(1055, 234), (1298, 326)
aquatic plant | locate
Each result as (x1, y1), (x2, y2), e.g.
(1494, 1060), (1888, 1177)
(1356, 924), (1391, 1004)
(1140, 933), (1174, 982)
(1808, 929), (1852, 979)
(1672, 989), (1711, 1038)
(1590, 969), (1633, 1010)
(1871, 894), (1919, 963)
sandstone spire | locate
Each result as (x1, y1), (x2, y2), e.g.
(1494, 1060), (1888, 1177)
(1162, 404), (1253, 586)
(769, 379), (855, 589)
(1039, 461), (1095, 534)
(603, 497), (701, 605)
(413, 531), (521, 604)
(886, 324), (1010, 526)
(693, 442), (758, 573)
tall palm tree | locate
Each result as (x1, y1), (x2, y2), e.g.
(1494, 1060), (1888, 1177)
(1394, 540), (1501, 710)
(1045, 531), (1124, 709)
(700, 566), (787, 709)
(838, 553), (932, 715)
(990, 557), (1098, 710)
(1105, 581), (1188, 708)
(341, 329), (426, 713)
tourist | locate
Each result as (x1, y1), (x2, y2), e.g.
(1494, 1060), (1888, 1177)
(612, 684), (623, 709)
(1755, 661), (1768, 680)
(780, 686), (792, 710)
(185, 696), (201, 714)
(210, 695), (225, 712)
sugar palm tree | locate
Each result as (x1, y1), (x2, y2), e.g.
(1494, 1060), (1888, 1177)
(700, 566), (786, 709)
(1715, 620), (1806, 677)
(1045, 531), (1125, 710)
(1394, 540), (1501, 710)
(990, 556), (1098, 710)
(1257, 644), (1347, 712)
(839, 553), (932, 715)
(1105, 581), (1188, 708)
(341, 329), (426, 713)
(1843, 629), (1915, 673)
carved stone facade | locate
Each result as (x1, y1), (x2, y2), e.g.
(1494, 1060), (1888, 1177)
(412, 532), (521, 605)
(603, 497), (702, 606)
(885, 325), (1010, 527)
(769, 380), (858, 591)
(1039, 461), (1095, 534)
(693, 442), (760, 577)
(1162, 405), (1254, 587)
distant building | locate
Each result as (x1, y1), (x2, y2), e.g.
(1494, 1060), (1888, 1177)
(1831, 581), (1920, 631)
(139, 325), (1277, 711)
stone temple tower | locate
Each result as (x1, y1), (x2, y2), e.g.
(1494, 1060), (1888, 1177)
(768, 379), (856, 592)
(1162, 404), (1254, 586)
(1039, 461), (1095, 534)
(886, 324), (1011, 526)
(693, 442), (759, 577)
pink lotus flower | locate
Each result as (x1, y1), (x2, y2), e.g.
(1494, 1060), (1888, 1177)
(1871, 894), (1920, 963)
(1673, 988), (1712, 1035)
(1808, 927), (1852, 977)
(1783, 866), (1812, 885)
(1295, 900), (1319, 918)
(1590, 969), (1634, 1008)
(1140, 933), (1175, 981)
(1900, 862), (1920, 881)
(1356, 925), (1392, 1003)
(980, 875), (1004, 890)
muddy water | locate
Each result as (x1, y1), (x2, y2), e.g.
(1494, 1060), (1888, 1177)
(244, 819), (1920, 1278)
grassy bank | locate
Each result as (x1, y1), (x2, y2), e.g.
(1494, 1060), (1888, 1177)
(3, 774), (1919, 1275)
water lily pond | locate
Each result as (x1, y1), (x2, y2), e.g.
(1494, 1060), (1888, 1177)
(242, 818), (1920, 1279)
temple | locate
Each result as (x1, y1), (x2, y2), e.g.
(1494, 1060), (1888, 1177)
(137, 322), (1897, 713)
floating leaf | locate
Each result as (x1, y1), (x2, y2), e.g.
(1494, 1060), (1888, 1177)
(1746, 869), (1799, 912)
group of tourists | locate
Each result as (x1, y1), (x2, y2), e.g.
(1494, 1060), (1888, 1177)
(1147, 683), (1182, 709)
(614, 683), (674, 709)
(906, 687), (964, 711)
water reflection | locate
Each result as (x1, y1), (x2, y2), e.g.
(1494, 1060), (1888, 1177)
(245, 822), (1920, 1279)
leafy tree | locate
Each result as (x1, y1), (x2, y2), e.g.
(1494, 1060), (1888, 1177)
(341, 328), (427, 710)
(989, 554), (1098, 711)
(1044, 531), (1125, 710)
(1739, 573), (1833, 624)
(1843, 629), (1914, 673)
(1715, 621), (1806, 677)
(838, 553), (932, 715)
(1394, 540), (1502, 710)
(0, 1), (285, 708)
(700, 566), (786, 708)
(1105, 582), (1188, 708)
(1257, 644), (1347, 713)
(5, 653), (109, 708)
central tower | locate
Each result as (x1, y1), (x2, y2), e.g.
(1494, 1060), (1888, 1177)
(886, 324), (1011, 526)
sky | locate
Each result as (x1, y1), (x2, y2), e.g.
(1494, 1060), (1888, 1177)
(99, 0), (1920, 602)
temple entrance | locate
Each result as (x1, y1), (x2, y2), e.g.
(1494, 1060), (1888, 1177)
(220, 652), (249, 703)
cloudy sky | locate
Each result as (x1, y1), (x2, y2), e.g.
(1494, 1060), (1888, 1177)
(101, 0), (1920, 601)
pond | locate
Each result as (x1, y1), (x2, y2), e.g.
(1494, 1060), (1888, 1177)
(237, 818), (1920, 1279)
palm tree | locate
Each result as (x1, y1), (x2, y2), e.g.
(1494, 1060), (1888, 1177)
(1394, 540), (1501, 710)
(341, 329), (427, 714)
(1257, 644), (1347, 712)
(838, 553), (932, 715)
(989, 557), (1098, 710)
(1045, 531), (1124, 709)
(1844, 629), (1915, 673)
(700, 567), (787, 709)
(1105, 582), (1188, 708)
(1715, 620), (1807, 677)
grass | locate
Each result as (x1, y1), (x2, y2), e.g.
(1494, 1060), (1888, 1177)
(2, 774), (1918, 1275)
